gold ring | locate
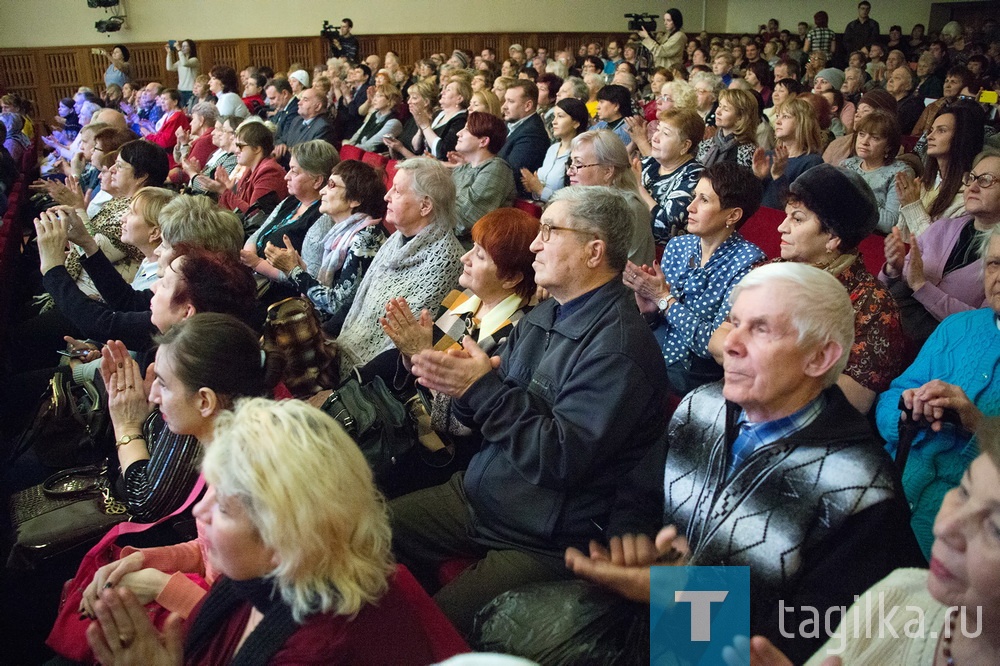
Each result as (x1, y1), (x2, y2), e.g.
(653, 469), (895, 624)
(118, 634), (131, 647)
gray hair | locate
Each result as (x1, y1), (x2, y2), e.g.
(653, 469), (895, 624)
(159, 194), (244, 256)
(549, 185), (633, 271)
(563, 76), (589, 101)
(290, 139), (339, 179)
(691, 71), (724, 94)
(571, 129), (639, 191)
(731, 263), (855, 387)
(397, 157), (457, 229)
(190, 101), (218, 127)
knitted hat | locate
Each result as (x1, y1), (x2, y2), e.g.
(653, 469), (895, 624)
(858, 88), (897, 114)
(814, 67), (845, 91)
(288, 70), (310, 88)
(451, 50), (470, 69)
(789, 164), (878, 251)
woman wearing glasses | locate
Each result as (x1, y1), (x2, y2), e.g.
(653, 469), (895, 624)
(880, 149), (1000, 350)
(182, 115), (239, 195)
(200, 121), (287, 219)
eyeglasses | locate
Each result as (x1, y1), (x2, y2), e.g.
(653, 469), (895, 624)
(963, 171), (998, 189)
(539, 223), (596, 242)
(111, 160), (130, 171)
(566, 162), (601, 174)
(235, 142), (248, 149)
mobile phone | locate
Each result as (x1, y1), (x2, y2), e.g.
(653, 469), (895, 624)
(91, 48), (103, 56)
(168, 39), (176, 49)
(979, 90), (998, 105)
(57, 348), (93, 358)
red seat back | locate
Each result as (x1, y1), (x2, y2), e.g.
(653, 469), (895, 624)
(394, 564), (470, 659)
(513, 199), (543, 218)
(362, 151), (389, 169)
(858, 232), (887, 276)
(738, 206), (784, 259)
(339, 144), (364, 162)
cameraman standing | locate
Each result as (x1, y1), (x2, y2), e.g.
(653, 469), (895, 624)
(330, 18), (359, 62)
(637, 8), (686, 71)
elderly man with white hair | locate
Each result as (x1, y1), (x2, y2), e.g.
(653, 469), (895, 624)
(476, 262), (924, 664)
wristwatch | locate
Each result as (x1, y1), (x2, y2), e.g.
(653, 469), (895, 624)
(115, 434), (145, 449)
(657, 296), (675, 313)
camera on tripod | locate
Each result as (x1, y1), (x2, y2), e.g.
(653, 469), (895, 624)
(625, 13), (658, 33)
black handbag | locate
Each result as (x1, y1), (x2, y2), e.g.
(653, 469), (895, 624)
(7, 460), (131, 569)
(11, 366), (111, 469)
(320, 374), (414, 481)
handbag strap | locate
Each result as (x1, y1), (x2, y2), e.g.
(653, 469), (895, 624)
(42, 463), (107, 498)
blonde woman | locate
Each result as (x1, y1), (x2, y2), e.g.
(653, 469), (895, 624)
(753, 95), (823, 207)
(86, 397), (463, 664)
(468, 89), (502, 118)
(695, 88), (759, 168)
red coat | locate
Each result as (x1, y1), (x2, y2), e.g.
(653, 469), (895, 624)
(218, 157), (288, 214)
(145, 110), (191, 168)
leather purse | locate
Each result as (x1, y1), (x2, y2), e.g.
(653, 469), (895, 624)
(262, 296), (339, 397)
(7, 460), (130, 570)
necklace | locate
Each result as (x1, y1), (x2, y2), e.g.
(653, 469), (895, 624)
(942, 611), (958, 665)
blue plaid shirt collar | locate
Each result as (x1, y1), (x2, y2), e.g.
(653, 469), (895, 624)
(735, 392), (828, 453)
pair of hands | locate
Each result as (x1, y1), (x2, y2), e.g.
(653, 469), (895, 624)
(98, 340), (155, 437)
(197, 165), (234, 195)
(565, 525), (690, 603)
(752, 145), (789, 181)
(86, 587), (183, 666)
(623, 260), (671, 314)
(262, 234), (306, 274)
(379, 297), (434, 361)
(80, 551), (171, 620)
(625, 117), (652, 156)
(519, 167), (543, 195)
(34, 207), (97, 273)
(883, 227), (928, 290)
(901, 380), (982, 433)
(895, 171), (921, 207)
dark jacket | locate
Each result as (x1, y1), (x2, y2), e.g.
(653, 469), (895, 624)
(271, 96), (299, 144)
(497, 113), (550, 198)
(610, 382), (925, 664)
(337, 83), (370, 142)
(279, 114), (336, 150)
(455, 279), (671, 556)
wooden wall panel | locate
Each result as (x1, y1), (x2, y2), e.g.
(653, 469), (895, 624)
(1, 31), (626, 120)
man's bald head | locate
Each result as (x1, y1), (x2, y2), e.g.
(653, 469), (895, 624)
(92, 108), (127, 129)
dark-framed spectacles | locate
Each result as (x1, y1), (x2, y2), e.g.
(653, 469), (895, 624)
(963, 171), (998, 189)
(235, 141), (248, 150)
(539, 223), (596, 242)
(566, 162), (601, 174)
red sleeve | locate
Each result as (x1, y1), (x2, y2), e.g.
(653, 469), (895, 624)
(219, 159), (288, 213)
(146, 113), (191, 168)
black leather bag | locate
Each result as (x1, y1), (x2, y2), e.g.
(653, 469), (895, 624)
(320, 374), (414, 481)
(11, 366), (111, 469)
(7, 461), (131, 569)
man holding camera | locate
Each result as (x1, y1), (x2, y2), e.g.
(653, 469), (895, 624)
(329, 18), (358, 62)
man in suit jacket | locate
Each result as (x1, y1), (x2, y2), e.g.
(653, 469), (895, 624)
(274, 87), (336, 166)
(335, 63), (371, 144)
(265, 77), (299, 143)
(498, 80), (550, 198)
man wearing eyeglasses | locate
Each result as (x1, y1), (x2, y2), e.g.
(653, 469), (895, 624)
(392, 185), (670, 637)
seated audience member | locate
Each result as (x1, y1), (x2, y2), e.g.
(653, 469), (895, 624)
(536, 72), (562, 136)
(841, 110), (915, 233)
(201, 120), (288, 219)
(747, 422), (1000, 665)
(241, 140), (338, 294)
(241, 72), (268, 117)
(208, 65), (250, 119)
(185, 74), (215, 114)
(886, 66), (925, 135)
(881, 149), (1000, 348)
(1, 111), (30, 164)
(914, 52), (944, 100)
(468, 89), (502, 118)
(896, 103), (985, 239)
(744, 60), (774, 108)
(643, 68), (672, 122)
(183, 114), (239, 195)
(171, 102), (218, 184)
(141, 88), (190, 168)
(712, 52), (735, 87)
(555, 76), (588, 105)
(267, 160), (388, 335)
(392, 186), (671, 636)
(451, 112), (516, 242)
(627, 161), (764, 395)
(636, 108), (706, 242)
(823, 88), (897, 167)
(696, 89), (758, 168)
(369, 209), (539, 493)
(591, 84), (635, 146)
(753, 96), (824, 208)
(336, 158), (464, 376)
(763, 78), (803, 128)
(691, 71), (723, 127)
(770, 164), (903, 414)
(273, 87), (336, 164)
(501, 262), (923, 665)
(520, 97), (588, 204)
(410, 79), (469, 161)
(345, 84), (403, 153)
(384, 81), (439, 160)
(911, 66), (974, 137)
(497, 80), (549, 198)
(264, 77), (299, 143)
(877, 225), (1000, 556)
(568, 130), (656, 266)
(84, 398), (465, 665)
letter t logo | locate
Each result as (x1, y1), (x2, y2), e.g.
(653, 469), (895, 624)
(674, 590), (729, 641)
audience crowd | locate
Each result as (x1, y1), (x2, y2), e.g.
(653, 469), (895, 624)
(1, 4), (1000, 664)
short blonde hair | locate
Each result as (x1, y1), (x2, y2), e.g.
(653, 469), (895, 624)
(130, 187), (176, 231)
(663, 80), (697, 111)
(471, 89), (502, 118)
(204, 398), (393, 622)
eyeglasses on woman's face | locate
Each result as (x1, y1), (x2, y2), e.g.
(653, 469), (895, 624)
(963, 171), (998, 189)
(566, 161), (601, 175)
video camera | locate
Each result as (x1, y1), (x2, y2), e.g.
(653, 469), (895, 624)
(625, 13), (658, 34)
(320, 20), (338, 40)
